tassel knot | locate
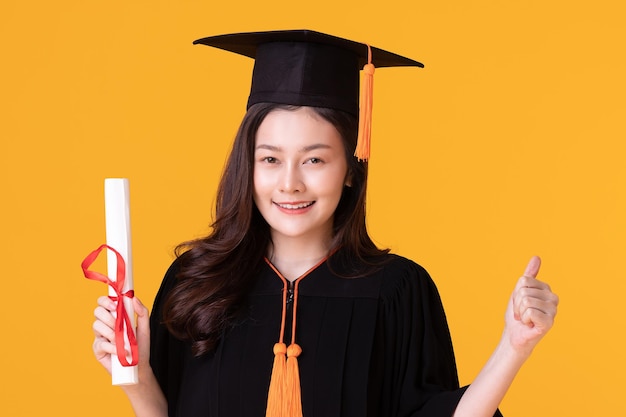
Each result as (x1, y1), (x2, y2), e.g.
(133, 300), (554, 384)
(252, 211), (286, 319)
(287, 343), (302, 358)
(274, 342), (287, 355)
(363, 62), (375, 76)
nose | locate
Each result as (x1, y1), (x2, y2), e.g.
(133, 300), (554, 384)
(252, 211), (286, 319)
(279, 164), (305, 193)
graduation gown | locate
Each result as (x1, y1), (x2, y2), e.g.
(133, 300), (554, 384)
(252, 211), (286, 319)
(150, 254), (503, 417)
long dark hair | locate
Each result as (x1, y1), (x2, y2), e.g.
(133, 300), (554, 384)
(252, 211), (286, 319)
(163, 103), (388, 356)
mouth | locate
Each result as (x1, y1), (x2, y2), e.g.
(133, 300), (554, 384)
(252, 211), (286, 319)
(274, 201), (315, 210)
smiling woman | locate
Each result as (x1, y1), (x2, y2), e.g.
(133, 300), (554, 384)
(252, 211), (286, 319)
(90, 29), (558, 417)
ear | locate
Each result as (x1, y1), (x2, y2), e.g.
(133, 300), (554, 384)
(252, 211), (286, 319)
(344, 172), (353, 187)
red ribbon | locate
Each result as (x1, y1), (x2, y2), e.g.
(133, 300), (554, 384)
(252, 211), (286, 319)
(81, 244), (139, 367)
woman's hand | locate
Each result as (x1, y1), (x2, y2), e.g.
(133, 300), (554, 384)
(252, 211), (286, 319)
(503, 256), (559, 356)
(453, 257), (559, 417)
(92, 296), (167, 416)
(92, 296), (151, 374)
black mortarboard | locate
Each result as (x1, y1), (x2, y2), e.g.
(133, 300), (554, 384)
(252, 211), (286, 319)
(193, 29), (423, 160)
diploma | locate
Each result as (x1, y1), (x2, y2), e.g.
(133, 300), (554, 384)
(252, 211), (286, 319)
(104, 178), (139, 385)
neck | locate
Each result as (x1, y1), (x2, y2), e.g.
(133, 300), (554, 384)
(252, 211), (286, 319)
(267, 235), (333, 281)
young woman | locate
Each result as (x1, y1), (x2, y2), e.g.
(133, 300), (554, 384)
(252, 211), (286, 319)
(92, 30), (558, 417)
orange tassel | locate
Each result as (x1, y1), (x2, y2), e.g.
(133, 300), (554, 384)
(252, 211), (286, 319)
(285, 343), (303, 417)
(355, 44), (375, 161)
(266, 342), (287, 417)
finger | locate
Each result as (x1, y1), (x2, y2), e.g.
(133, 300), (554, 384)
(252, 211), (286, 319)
(516, 276), (552, 292)
(133, 297), (151, 364)
(134, 297), (150, 339)
(512, 256), (544, 321)
(512, 279), (546, 321)
(94, 305), (116, 329)
(93, 333), (115, 375)
(517, 290), (559, 318)
(93, 318), (116, 342)
(96, 295), (116, 311)
(513, 284), (559, 323)
(93, 333), (117, 377)
(519, 304), (557, 332)
(93, 336), (117, 356)
(133, 296), (149, 318)
(523, 256), (541, 279)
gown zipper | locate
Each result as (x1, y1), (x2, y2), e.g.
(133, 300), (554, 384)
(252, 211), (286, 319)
(286, 280), (295, 306)
(284, 280), (295, 341)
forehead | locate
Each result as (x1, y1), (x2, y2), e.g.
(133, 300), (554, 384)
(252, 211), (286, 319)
(255, 107), (343, 150)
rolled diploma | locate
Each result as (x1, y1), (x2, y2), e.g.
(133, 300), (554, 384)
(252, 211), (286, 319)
(105, 178), (139, 385)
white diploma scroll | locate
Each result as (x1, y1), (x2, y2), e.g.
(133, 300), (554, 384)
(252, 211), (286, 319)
(104, 178), (139, 385)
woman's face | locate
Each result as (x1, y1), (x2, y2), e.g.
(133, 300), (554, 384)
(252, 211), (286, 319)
(253, 107), (349, 245)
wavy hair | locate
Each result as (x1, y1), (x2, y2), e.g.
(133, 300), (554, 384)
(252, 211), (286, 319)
(163, 103), (388, 356)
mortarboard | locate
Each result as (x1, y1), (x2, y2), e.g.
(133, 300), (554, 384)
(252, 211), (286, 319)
(193, 29), (423, 161)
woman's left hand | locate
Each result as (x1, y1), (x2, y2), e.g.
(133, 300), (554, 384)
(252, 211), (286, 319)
(504, 256), (559, 356)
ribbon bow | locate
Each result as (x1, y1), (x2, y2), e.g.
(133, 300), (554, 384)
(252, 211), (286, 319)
(81, 244), (138, 367)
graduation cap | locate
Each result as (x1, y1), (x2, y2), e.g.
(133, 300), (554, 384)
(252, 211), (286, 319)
(193, 29), (423, 160)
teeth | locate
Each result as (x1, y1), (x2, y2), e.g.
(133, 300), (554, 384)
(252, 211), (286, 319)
(277, 202), (313, 209)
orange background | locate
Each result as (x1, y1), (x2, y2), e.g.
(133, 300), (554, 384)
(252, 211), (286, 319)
(1, 1), (624, 415)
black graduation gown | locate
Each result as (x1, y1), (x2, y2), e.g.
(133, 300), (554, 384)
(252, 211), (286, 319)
(150, 254), (503, 417)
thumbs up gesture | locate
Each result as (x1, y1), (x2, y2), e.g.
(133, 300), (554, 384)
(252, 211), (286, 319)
(504, 256), (559, 355)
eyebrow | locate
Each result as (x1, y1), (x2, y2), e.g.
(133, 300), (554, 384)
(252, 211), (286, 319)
(255, 143), (333, 152)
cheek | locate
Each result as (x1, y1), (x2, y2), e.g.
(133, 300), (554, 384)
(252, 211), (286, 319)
(253, 168), (274, 201)
(318, 169), (348, 199)
(252, 169), (263, 200)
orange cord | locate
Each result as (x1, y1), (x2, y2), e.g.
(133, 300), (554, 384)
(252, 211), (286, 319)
(263, 255), (331, 417)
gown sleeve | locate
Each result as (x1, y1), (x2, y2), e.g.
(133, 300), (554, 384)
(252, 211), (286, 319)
(149, 258), (187, 417)
(372, 257), (503, 417)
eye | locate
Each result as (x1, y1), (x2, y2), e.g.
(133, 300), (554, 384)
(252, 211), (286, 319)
(261, 156), (278, 164)
(306, 157), (323, 164)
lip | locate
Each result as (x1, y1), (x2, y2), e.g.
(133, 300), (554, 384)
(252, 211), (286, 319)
(273, 200), (315, 214)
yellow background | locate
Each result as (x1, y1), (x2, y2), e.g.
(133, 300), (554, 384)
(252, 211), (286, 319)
(1, 0), (624, 415)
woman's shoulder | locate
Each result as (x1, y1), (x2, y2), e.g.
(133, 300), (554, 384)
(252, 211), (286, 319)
(329, 251), (434, 289)
(379, 253), (428, 272)
(152, 255), (185, 311)
(377, 253), (432, 280)
(155, 248), (202, 294)
(375, 253), (441, 302)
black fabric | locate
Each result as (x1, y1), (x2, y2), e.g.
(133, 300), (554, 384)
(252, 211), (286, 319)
(249, 41), (360, 115)
(150, 253), (503, 417)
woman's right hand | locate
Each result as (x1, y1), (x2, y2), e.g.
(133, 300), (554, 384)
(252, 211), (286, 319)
(92, 296), (151, 374)
(92, 296), (168, 416)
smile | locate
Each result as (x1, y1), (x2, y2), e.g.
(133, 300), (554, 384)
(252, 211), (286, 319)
(274, 201), (315, 210)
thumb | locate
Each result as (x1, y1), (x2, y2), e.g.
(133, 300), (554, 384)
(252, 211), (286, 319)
(132, 297), (151, 364)
(523, 255), (541, 278)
